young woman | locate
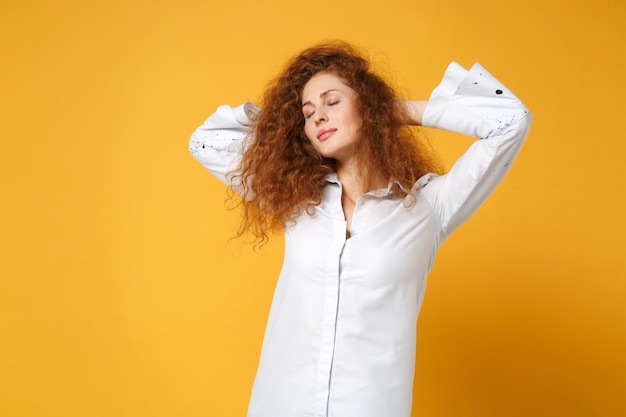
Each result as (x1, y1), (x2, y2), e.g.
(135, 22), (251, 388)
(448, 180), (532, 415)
(189, 41), (532, 417)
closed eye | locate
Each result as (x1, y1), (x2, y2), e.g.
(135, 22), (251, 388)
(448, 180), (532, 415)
(302, 104), (314, 119)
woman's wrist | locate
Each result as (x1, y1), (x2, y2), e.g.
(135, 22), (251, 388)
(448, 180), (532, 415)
(399, 100), (428, 126)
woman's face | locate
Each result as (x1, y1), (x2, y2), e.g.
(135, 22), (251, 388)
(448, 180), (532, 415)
(301, 72), (362, 163)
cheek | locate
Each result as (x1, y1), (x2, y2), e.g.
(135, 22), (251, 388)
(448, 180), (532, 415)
(303, 123), (316, 143)
(348, 110), (363, 131)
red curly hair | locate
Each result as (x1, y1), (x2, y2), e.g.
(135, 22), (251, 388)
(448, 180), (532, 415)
(232, 41), (442, 244)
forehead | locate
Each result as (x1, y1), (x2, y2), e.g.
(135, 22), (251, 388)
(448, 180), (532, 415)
(301, 72), (353, 102)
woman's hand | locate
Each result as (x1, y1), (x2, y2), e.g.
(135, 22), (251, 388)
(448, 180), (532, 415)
(398, 100), (428, 126)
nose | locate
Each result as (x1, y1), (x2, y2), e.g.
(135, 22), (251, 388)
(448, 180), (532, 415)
(314, 109), (327, 124)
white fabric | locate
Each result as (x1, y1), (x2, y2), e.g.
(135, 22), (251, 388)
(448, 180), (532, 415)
(189, 62), (532, 417)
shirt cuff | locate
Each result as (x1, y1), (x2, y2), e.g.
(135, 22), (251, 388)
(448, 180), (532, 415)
(422, 62), (530, 139)
(241, 102), (259, 124)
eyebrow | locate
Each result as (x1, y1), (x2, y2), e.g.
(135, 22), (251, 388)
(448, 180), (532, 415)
(302, 89), (339, 108)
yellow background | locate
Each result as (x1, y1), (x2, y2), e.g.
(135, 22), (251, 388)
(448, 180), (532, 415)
(2, 0), (625, 416)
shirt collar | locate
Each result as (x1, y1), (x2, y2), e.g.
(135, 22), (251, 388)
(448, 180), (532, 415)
(324, 174), (407, 197)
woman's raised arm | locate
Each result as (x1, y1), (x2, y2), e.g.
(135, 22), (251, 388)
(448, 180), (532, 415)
(417, 62), (532, 240)
(189, 103), (258, 191)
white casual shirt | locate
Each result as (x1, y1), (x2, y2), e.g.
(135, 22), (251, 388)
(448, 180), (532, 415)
(189, 62), (532, 417)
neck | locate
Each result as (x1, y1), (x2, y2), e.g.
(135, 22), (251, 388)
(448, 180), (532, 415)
(337, 158), (387, 197)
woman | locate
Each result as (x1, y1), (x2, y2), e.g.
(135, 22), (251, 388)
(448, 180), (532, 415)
(189, 41), (531, 417)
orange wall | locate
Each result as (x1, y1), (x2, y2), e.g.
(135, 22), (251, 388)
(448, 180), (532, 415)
(1, 0), (625, 416)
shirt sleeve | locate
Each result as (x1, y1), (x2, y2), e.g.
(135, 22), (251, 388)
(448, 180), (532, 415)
(188, 102), (258, 190)
(419, 62), (533, 241)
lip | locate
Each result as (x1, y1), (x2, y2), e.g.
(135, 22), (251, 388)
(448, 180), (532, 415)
(316, 128), (337, 141)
